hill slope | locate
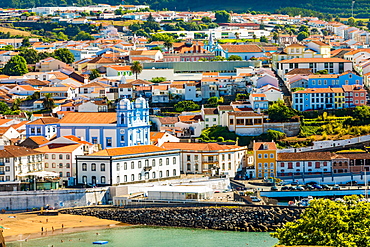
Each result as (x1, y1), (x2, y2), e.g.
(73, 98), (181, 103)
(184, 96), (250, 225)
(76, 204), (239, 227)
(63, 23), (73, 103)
(4, 0), (370, 17)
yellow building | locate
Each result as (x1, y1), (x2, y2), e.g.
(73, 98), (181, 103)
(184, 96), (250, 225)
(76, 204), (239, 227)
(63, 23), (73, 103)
(253, 141), (277, 179)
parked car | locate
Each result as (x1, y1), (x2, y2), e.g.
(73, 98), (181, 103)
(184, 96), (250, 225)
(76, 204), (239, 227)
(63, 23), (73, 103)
(288, 186), (297, 191)
(346, 181), (358, 185)
(281, 186), (290, 191)
(271, 186), (279, 191)
(304, 184), (314, 190)
(250, 196), (261, 202)
(321, 184), (331, 190)
(296, 186), (305, 191)
(291, 181), (300, 185)
(312, 184), (323, 189)
(332, 184), (341, 190)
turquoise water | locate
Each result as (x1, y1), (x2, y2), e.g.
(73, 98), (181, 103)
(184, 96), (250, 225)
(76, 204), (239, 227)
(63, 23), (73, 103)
(8, 226), (277, 247)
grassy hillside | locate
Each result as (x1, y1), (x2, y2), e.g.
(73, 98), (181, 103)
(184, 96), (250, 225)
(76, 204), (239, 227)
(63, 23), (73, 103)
(0, 27), (34, 37)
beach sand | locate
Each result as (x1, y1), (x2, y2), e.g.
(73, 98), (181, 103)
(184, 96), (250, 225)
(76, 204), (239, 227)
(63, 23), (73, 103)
(0, 212), (128, 242)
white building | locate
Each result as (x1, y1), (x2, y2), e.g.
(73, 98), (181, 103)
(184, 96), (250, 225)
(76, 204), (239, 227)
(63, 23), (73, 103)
(75, 145), (181, 186)
(161, 142), (247, 177)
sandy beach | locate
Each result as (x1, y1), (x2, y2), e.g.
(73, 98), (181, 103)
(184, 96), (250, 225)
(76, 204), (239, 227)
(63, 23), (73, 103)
(0, 212), (129, 242)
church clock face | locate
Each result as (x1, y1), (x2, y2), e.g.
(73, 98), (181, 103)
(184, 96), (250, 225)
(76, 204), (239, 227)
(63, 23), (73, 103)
(120, 129), (125, 134)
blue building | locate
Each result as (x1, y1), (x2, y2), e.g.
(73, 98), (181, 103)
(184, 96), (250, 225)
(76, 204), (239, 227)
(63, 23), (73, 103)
(307, 71), (362, 88)
(26, 117), (59, 140)
(26, 97), (151, 149)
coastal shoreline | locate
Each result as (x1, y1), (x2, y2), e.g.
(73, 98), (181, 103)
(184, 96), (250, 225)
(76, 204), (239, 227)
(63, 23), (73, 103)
(0, 212), (130, 243)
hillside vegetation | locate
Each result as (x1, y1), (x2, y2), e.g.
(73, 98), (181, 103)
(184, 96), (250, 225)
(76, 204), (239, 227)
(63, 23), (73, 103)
(5, 0), (370, 17)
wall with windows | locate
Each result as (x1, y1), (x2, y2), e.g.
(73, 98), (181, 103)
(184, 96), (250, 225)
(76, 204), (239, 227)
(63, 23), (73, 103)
(276, 160), (332, 177)
(254, 149), (277, 179)
(76, 151), (181, 186)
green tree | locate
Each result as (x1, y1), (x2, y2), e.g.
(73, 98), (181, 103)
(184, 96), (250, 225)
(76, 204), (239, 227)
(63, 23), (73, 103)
(22, 37), (31, 47)
(260, 36), (268, 43)
(57, 31), (68, 41)
(174, 101), (200, 112)
(267, 129), (286, 141)
(215, 10), (230, 23)
(297, 31), (309, 41)
(348, 17), (356, 26)
(3, 55), (29, 76)
(252, 34), (257, 42)
(130, 61), (143, 80)
(227, 55), (242, 61)
(0, 102), (10, 113)
(42, 93), (55, 111)
(19, 49), (39, 64)
(89, 69), (100, 81)
(211, 56), (226, 61)
(163, 39), (173, 51)
(2, 45), (14, 51)
(353, 105), (370, 120)
(207, 96), (220, 107)
(235, 93), (249, 100)
(272, 32), (279, 43)
(272, 196), (370, 247)
(150, 77), (166, 83)
(53, 48), (74, 64)
(201, 16), (212, 23)
(74, 31), (95, 41)
(268, 99), (296, 122)
(11, 98), (22, 111)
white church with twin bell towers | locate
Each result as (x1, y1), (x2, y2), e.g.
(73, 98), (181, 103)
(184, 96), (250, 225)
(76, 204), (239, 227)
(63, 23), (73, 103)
(56, 96), (150, 149)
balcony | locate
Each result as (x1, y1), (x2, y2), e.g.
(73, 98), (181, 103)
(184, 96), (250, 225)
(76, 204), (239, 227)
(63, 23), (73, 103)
(203, 158), (218, 163)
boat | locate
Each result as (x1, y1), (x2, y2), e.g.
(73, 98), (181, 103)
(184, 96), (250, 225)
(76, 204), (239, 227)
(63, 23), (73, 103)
(93, 241), (109, 245)
(299, 196), (314, 207)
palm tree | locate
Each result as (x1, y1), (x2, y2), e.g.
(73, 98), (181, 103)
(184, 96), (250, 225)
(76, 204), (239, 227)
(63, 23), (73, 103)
(252, 34), (257, 42)
(163, 39), (173, 52)
(130, 61), (143, 80)
(42, 93), (55, 112)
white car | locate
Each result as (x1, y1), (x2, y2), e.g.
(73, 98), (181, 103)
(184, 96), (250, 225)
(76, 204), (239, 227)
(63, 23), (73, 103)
(250, 196), (261, 202)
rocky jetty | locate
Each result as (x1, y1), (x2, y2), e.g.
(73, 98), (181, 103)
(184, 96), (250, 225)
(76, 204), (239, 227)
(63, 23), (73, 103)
(60, 206), (303, 232)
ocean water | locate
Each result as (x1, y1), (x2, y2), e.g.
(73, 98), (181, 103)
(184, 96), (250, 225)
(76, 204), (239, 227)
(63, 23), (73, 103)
(8, 226), (278, 247)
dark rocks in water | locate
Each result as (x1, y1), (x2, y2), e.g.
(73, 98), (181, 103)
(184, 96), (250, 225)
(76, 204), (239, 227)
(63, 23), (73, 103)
(60, 206), (303, 232)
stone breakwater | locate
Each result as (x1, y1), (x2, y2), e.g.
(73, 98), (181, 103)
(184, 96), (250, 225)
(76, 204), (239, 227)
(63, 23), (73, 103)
(60, 207), (303, 232)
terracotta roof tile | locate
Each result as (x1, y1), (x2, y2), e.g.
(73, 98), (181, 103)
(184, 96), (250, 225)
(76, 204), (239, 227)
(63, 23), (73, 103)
(27, 117), (59, 125)
(278, 152), (332, 161)
(220, 44), (263, 53)
(59, 112), (117, 124)
(89, 145), (167, 156)
(253, 142), (277, 151)
(161, 142), (241, 151)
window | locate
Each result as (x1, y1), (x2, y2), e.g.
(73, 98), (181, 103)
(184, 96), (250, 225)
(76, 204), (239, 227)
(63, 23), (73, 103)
(152, 160), (156, 167)
(101, 176), (106, 184)
(159, 159), (162, 166)
(82, 176), (87, 184)
(116, 163), (120, 171)
(173, 169), (176, 176)
(280, 162), (284, 167)
(229, 119), (234, 125)
(92, 137), (98, 144)
(166, 170), (169, 177)
(258, 154), (262, 159)
(131, 174), (135, 181)
(124, 162), (127, 170)
(101, 163), (105, 171)
(59, 172), (63, 177)
(52, 154), (56, 159)
(59, 163), (63, 168)
(228, 163), (231, 170)
(264, 154), (268, 159)
(288, 163), (293, 169)
(296, 162), (300, 167)
(45, 154), (49, 159)
(45, 163), (49, 168)
(270, 153), (274, 158)
(152, 172), (156, 179)
(66, 172), (70, 177)
(187, 155), (191, 161)
(66, 163), (70, 168)
(138, 161), (142, 168)
(59, 154), (63, 159)
(52, 163), (56, 168)
(159, 171), (163, 178)
(308, 162), (312, 167)
(66, 154), (70, 159)
(138, 173), (142, 180)
(173, 157), (176, 164)
(106, 137), (112, 147)
(166, 158), (169, 165)
(315, 162), (320, 168)
(131, 162), (134, 169)
(91, 163), (96, 171)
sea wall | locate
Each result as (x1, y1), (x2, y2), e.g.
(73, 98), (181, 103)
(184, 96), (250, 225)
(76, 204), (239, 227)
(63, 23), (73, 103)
(60, 206), (303, 232)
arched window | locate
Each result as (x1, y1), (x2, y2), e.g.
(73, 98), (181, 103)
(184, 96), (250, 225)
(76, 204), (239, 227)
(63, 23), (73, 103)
(131, 162), (134, 169)
(152, 172), (156, 179)
(121, 114), (125, 125)
(59, 154), (63, 159)
(66, 154), (70, 159)
(101, 176), (106, 184)
(91, 163), (96, 171)
(173, 169), (176, 176)
(152, 159), (156, 167)
(131, 174), (135, 181)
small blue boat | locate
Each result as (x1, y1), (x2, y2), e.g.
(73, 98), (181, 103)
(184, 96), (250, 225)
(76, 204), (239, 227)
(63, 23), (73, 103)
(93, 241), (109, 245)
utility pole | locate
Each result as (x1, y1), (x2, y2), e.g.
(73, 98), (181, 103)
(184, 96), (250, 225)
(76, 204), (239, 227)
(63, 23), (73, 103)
(352, 0), (355, 18)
